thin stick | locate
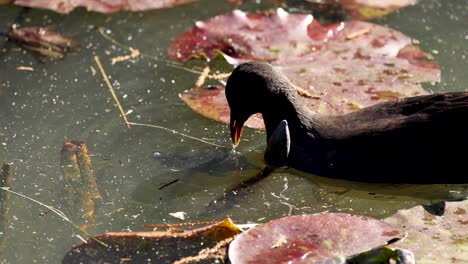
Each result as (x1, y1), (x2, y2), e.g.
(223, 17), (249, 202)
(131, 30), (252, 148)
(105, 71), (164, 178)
(195, 66), (210, 88)
(158, 179), (180, 190)
(128, 122), (228, 148)
(144, 220), (221, 228)
(0, 187), (108, 247)
(94, 56), (131, 129)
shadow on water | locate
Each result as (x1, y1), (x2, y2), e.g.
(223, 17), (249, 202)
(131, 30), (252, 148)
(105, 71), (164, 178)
(132, 147), (263, 203)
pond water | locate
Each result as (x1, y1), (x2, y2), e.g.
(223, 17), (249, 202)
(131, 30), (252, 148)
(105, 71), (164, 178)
(0, 0), (467, 262)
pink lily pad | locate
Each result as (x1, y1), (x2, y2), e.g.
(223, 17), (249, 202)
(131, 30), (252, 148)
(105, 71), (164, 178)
(228, 213), (402, 263)
(12, 0), (195, 14)
(384, 200), (468, 264)
(172, 9), (439, 129)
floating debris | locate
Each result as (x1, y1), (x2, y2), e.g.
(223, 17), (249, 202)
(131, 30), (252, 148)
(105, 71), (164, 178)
(7, 25), (75, 59)
(111, 47), (140, 64)
(16, 66), (33, 71)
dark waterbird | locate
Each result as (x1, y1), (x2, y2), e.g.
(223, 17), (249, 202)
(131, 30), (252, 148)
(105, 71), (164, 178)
(226, 62), (468, 183)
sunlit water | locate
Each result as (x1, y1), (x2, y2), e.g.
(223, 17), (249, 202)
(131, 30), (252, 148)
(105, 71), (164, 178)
(0, 0), (467, 262)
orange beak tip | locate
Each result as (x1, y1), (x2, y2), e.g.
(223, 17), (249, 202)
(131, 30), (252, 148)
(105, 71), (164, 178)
(230, 119), (244, 147)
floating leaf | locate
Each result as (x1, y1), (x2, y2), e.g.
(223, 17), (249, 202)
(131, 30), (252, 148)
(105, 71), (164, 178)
(13, 0), (195, 14)
(179, 85), (265, 129)
(62, 218), (242, 263)
(384, 200), (468, 264)
(171, 9), (439, 128)
(228, 213), (402, 263)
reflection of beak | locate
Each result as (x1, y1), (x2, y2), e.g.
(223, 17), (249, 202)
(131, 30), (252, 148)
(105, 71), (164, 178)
(230, 113), (247, 147)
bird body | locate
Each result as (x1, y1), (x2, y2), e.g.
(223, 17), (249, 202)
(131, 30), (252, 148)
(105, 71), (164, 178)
(226, 62), (468, 183)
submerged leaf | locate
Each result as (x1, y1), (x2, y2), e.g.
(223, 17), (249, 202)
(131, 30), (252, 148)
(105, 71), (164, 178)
(13, 0), (195, 14)
(171, 9), (439, 128)
(228, 213), (402, 263)
(60, 141), (101, 228)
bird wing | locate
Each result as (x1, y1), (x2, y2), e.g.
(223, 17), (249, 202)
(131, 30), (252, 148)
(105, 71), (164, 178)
(320, 92), (468, 140)
(264, 120), (291, 168)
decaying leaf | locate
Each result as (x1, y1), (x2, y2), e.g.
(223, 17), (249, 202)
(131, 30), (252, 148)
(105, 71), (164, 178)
(170, 9), (439, 129)
(62, 218), (242, 263)
(60, 141), (101, 228)
(13, 0), (195, 14)
(7, 26), (75, 59)
(384, 200), (468, 264)
(228, 213), (403, 263)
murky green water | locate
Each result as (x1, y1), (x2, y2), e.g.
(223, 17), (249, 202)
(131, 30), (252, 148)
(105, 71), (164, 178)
(0, 0), (466, 262)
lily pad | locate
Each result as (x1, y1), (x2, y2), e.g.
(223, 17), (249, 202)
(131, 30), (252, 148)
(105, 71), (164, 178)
(13, 0), (195, 13)
(321, 0), (417, 20)
(309, 0), (416, 20)
(171, 9), (439, 129)
(228, 213), (402, 263)
(384, 200), (468, 264)
(227, 0), (416, 20)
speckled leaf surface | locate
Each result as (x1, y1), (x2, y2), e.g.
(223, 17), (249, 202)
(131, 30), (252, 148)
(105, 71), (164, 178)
(384, 200), (468, 264)
(13, 0), (194, 13)
(172, 9), (440, 128)
(228, 213), (402, 264)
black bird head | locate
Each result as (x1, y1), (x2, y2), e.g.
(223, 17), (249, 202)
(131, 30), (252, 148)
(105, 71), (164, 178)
(225, 62), (297, 146)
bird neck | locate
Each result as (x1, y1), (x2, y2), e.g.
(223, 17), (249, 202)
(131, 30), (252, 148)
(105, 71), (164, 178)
(261, 95), (317, 141)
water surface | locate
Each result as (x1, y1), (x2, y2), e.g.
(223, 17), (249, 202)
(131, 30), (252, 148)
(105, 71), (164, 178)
(0, 0), (467, 262)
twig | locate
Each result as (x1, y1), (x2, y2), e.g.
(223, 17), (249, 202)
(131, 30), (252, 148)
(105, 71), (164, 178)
(158, 179), (180, 190)
(0, 187), (108, 247)
(111, 47), (140, 64)
(127, 122), (228, 148)
(144, 220), (221, 228)
(195, 66), (210, 88)
(94, 56), (131, 129)
(346, 28), (371, 40)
